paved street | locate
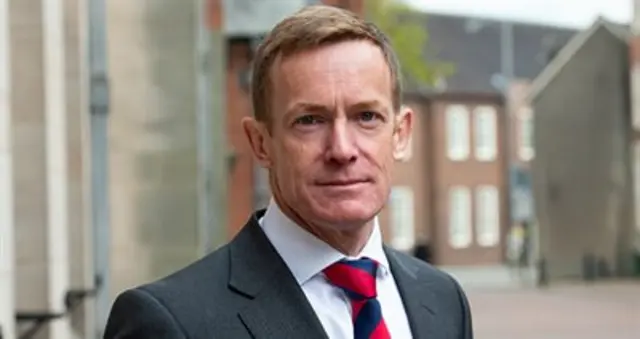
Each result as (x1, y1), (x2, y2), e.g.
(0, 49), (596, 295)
(466, 281), (640, 339)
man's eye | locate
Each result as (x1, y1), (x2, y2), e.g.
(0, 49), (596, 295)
(359, 111), (380, 122)
(295, 115), (323, 125)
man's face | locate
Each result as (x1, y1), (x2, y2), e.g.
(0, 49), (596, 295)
(245, 40), (412, 229)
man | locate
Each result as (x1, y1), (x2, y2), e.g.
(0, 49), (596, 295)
(104, 5), (473, 339)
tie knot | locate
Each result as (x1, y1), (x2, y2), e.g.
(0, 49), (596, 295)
(323, 257), (379, 300)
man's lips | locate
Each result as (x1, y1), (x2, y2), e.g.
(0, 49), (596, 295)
(315, 179), (371, 186)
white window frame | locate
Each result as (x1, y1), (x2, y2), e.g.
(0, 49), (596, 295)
(446, 105), (470, 161)
(388, 186), (415, 251)
(448, 186), (472, 249)
(475, 185), (500, 247)
(473, 106), (497, 161)
(518, 107), (535, 161)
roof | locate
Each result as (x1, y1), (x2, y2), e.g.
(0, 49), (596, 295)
(419, 13), (578, 94)
(526, 18), (629, 102)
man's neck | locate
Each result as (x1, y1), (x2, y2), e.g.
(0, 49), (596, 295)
(272, 197), (376, 257)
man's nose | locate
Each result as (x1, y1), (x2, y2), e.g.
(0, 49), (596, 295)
(325, 120), (358, 164)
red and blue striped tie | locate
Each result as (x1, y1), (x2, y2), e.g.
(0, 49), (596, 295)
(324, 257), (391, 339)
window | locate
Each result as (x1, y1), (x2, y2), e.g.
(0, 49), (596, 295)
(388, 187), (415, 251)
(519, 107), (535, 161)
(474, 106), (497, 161)
(475, 186), (500, 247)
(448, 186), (472, 249)
(446, 105), (470, 161)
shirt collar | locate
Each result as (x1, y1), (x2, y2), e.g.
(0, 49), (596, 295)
(259, 200), (390, 285)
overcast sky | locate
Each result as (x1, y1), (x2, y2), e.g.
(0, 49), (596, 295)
(402, 0), (633, 28)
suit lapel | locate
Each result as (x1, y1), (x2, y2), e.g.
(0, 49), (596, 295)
(385, 248), (440, 339)
(229, 211), (328, 339)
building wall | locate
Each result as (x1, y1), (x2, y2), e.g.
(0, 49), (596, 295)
(378, 99), (432, 253)
(63, 0), (93, 336)
(107, 0), (201, 304)
(225, 39), (255, 238)
(379, 94), (509, 266)
(10, 2), (50, 327)
(532, 27), (633, 279)
(10, 0), (74, 337)
(0, 0), (15, 336)
(429, 97), (507, 266)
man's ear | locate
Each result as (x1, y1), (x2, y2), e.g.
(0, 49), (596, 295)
(242, 117), (272, 168)
(393, 105), (414, 162)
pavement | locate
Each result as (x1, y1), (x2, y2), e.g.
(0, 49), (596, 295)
(465, 281), (640, 339)
(440, 265), (538, 290)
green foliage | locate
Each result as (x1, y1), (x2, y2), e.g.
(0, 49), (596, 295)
(366, 0), (454, 88)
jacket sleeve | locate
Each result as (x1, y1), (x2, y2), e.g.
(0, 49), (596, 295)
(453, 279), (474, 339)
(103, 288), (187, 339)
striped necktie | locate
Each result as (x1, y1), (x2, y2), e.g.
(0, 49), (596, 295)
(323, 257), (391, 339)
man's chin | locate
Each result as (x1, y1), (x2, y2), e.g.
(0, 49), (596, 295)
(309, 200), (380, 226)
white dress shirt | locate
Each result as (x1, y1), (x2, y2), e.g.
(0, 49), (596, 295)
(259, 201), (414, 339)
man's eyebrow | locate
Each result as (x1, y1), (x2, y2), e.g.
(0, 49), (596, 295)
(287, 102), (329, 114)
(349, 99), (386, 111)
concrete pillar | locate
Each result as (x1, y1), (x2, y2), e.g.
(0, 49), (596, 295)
(108, 0), (200, 300)
(10, 0), (72, 337)
(63, 0), (94, 337)
(42, 0), (73, 337)
(107, 0), (154, 304)
(0, 0), (16, 337)
(10, 0), (50, 336)
(631, 0), (640, 237)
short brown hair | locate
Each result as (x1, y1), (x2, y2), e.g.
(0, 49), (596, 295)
(251, 5), (402, 125)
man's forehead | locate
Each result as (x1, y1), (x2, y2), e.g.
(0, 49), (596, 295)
(271, 42), (392, 92)
(274, 40), (387, 70)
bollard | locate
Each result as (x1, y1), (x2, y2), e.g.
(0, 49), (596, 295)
(537, 257), (549, 287)
(582, 253), (597, 282)
(596, 257), (610, 278)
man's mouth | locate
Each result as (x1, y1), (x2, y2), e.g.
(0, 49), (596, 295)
(316, 179), (370, 186)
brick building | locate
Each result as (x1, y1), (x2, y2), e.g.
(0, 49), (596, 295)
(377, 14), (575, 267)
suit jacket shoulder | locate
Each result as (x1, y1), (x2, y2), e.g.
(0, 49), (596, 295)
(104, 243), (248, 338)
(104, 211), (329, 339)
(385, 248), (474, 339)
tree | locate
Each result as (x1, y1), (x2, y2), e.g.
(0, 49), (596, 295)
(366, 0), (454, 88)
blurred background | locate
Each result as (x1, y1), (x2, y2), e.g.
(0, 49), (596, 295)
(1, 0), (639, 338)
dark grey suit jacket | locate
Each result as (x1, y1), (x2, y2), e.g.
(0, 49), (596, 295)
(104, 210), (473, 338)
